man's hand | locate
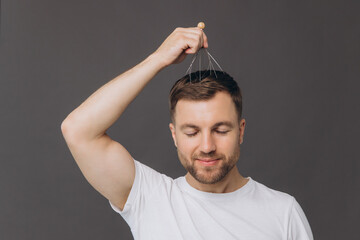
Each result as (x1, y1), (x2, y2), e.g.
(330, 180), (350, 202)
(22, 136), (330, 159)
(152, 27), (209, 68)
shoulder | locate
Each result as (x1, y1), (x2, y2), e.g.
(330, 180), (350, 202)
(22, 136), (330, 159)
(133, 160), (175, 191)
(249, 179), (314, 239)
(252, 179), (293, 200)
(250, 178), (295, 211)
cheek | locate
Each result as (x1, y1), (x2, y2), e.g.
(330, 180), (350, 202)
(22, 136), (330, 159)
(218, 135), (240, 151)
(176, 136), (197, 155)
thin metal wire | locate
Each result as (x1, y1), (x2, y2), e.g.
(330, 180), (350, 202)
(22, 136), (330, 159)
(185, 51), (199, 83)
(205, 49), (223, 71)
(199, 51), (201, 80)
(185, 48), (223, 82)
(206, 50), (217, 78)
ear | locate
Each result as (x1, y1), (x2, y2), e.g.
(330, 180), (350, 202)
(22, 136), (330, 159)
(239, 118), (246, 144)
(169, 123), (177, 147)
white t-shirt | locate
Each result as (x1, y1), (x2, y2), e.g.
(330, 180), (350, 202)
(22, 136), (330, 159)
(109, 160), (313, 240)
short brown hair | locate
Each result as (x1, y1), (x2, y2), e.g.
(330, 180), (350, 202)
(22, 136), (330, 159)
(169, 70), (242, 123)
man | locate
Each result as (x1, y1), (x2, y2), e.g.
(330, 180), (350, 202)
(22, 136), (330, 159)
(61, 26), (313, 239)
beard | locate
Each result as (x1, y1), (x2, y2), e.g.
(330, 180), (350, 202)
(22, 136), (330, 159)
(177, 145), (240, 185)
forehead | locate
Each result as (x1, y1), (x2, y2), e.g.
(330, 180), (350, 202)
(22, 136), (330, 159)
(174, 92), (238, 127)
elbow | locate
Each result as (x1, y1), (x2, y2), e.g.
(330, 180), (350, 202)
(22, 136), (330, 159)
(61, 119), (70, 137)
(61, 117), (80, 144)
(61, 118), (73, 141)
(61, 115), (93, 144)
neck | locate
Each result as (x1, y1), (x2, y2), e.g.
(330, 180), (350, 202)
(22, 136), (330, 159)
(185, 165), (248, 193)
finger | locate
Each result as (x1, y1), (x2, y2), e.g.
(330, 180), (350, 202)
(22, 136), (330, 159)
(175, 28), (204, 42)
(175, 27), (203, 35)
(170, 32), (201, 53)
(185, 31), (206, 51)
(170, 27), (205, 54)
(202, 31), (209, 48)
(180, 28), (208, 49)
(183, 38), (202, 54)
(185, 47), (197, 54)
(189, 27), (208, 48)
(181, 32), (203, 45)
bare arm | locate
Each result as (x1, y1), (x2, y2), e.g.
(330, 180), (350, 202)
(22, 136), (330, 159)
(61, 27), (208, 210)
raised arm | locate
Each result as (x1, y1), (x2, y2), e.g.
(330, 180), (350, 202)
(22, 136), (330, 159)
(61, 27), (208, 210)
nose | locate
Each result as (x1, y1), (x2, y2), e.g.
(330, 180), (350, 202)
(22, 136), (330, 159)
(199, 131), (216, 153)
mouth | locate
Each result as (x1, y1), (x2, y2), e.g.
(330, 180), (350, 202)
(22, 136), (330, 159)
(196, 158), (220, 166)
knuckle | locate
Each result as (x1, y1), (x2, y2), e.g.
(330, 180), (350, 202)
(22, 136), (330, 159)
(195, 28), (202, 35)
(172, 28), (180, 35)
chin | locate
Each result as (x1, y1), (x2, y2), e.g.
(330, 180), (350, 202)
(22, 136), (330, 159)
(189, 163), (235, 185)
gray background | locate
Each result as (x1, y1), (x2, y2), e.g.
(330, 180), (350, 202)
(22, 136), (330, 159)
(1, 0), (359, 239)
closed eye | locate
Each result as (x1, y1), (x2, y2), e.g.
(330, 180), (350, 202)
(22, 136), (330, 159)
(215, 130), (229, 135)
(185, 132), (198, 137)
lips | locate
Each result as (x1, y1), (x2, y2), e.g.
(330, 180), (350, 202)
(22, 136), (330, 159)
(196, 158), (220, 166)
(197, 158), (219, 161)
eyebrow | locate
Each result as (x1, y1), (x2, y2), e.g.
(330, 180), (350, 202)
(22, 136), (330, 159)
(179, 121), (235, 131)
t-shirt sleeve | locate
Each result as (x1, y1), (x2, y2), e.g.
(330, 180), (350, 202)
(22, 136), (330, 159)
(108, 159), (163, 228)
(288, 198), (314, 240)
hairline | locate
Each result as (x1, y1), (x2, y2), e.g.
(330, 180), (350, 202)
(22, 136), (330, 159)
(171, 91), (241, 126)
